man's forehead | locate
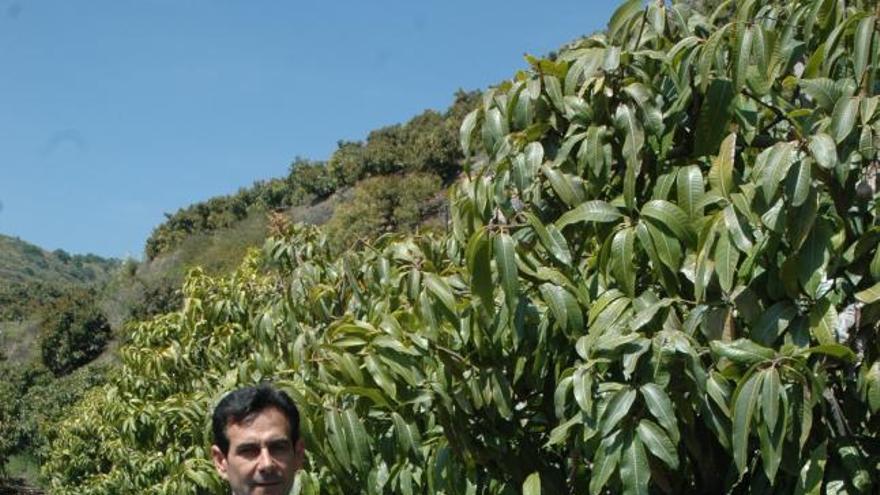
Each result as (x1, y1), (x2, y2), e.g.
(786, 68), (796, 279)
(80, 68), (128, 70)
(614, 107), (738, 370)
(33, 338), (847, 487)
(225, 407), (292, 443)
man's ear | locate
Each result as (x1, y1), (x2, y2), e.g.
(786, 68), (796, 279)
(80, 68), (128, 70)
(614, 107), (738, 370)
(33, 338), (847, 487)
(292, 438), (305, 471)
(211, 445), (229, 480)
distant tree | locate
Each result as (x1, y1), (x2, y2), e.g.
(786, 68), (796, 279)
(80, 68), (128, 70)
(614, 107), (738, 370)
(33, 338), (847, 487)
(324, 172), (442, 250)
(38, 289), (111, 376)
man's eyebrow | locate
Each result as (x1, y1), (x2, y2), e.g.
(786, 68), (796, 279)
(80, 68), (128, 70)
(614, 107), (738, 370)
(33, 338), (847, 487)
(234, 441), (260, 452)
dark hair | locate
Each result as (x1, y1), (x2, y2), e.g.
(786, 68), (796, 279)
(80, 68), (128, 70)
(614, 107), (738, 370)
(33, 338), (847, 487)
(212, 383), (300, 454)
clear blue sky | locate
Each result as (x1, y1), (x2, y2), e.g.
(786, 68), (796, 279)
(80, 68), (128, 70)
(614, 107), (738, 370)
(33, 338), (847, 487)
(0, 0), (617, 259)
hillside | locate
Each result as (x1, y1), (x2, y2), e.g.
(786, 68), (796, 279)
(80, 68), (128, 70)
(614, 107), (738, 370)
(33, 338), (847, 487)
(0, 235), (119, 323)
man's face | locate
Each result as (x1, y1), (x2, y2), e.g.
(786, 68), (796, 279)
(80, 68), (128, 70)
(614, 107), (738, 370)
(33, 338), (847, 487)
(211, 406), (304, 495)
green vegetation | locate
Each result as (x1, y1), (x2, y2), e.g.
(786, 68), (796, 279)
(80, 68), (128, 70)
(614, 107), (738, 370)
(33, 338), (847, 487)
(145, 90), (480, 260)
(38, 1), (880, 493)
(38, 289), (111, 377)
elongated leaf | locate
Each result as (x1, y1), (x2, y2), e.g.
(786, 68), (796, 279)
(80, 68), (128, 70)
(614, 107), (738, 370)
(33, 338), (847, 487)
(698, 24), (730, 92)
(808, 298), (837, 345)
(543, 165), (585, 207)
(611, 227), (636, 297)
(710, 338), (775, 365)
(733, 372), (763, 474)
(856, 281), (880, 303)
(640, 383), (679, 443)
(424, 273), (458, 318)
(494, 233), (519, 311)
(798, 78), (841, 111)
(590, 430), (623, 495)
(641, 200), (695, 246)
(853, 16), (875, 86)
(760, 141), (796, 201)
(620, 429), (650, 495)
(522, 472), (541, 495)
(708, 133), (737, 197)
(831, 97), (859, 143)
(637, 419), (679, 469)
(808, 133), (837, 169)
(761, 368), (781, 432)
(677, 165), (705, 218)
(608, 0), (643, 42)
(696, 79), (735, 156)
(615, 104), (645, 171)
(800, 344), (856, 362)
(491, 370), (514, 420)
(466, 229), (494, 306)
(752, 301), (797, 345)
(460, 110), (479, 156)
(714, 231), (738, 294)
(789, 159), (812, 207)
(600, 387), (637, 436)
(556, 200), (623, 228)
(734, 26), (753, 92)
(539, 284), (583, 333)
(524, 212), (572, 265)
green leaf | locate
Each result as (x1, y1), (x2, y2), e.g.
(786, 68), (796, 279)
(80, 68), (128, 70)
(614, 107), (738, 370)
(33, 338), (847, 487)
(733, 26), (753, 93)
(853, 16), (875, 87)
(556, 200), (623, 228)
(808, 133), (837, 170)
(752, 301), (797, 346)
(798, 78), (841, 111)
(522, 472), (541, 495)
(482, 107), (504, 154)
(539, 284), (583, 333)
(491, 370), (514, 420)
(611, 227), (636, 297)
(732, 372), (763, 474)
(866, 362), (880, 414)
(677, 165), (705, 218)
(789, 159), (812, 207)
(708, 132), (737, 197)
(590, 430), (623, 495)
(714, 231), (739, 294)
(856, 281), (880, 303)
(710, 339), (775, 365)
(640, 383), (679, 443)
(600, 387), (637, 436)
(640, 200), (695, 246)
(698, 24), (730, 92)
(831, 97), (859, 143)
(794, 442), (827, 495)
(615, 104), (645, 171)
(466, 229), (494, 307)
(494, 233), (519, 311)
(696, 79), (735, 156)
(620, 429), (650, 495)
(424, 273), (458, 319)
(637, 419), (679, 469)
(760, 141), (796, 201)
(524, 212), (572, 265)
(343, 409), (370, 471)
(761, 368), (781, 432)
(608, 0), (643, 42)
(808, 298), (837, 345)
(799, 344), (856, 362)
(543, 165), (585, 207)
(460, 109), (479, 156)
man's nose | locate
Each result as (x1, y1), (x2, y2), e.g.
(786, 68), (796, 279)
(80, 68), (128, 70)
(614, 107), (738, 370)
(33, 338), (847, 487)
(257, 448), (274, 470)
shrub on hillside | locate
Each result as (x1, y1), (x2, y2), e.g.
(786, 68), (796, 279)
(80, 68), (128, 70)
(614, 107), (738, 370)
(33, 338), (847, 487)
(38, 289), (111, 376)
(324, 172), (443, 250)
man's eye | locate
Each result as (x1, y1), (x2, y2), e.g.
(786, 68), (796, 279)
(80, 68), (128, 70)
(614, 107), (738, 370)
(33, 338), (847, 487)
(237, 446), (259, 457)
(269, 442), (292, 455)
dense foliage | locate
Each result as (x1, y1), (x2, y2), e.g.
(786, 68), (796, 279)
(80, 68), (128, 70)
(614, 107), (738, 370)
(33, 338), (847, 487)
(43, 0), (880, 494)
(145, 91), (479, 260)
(0, 362), (106, 478)
(38, 289), (111, 377)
